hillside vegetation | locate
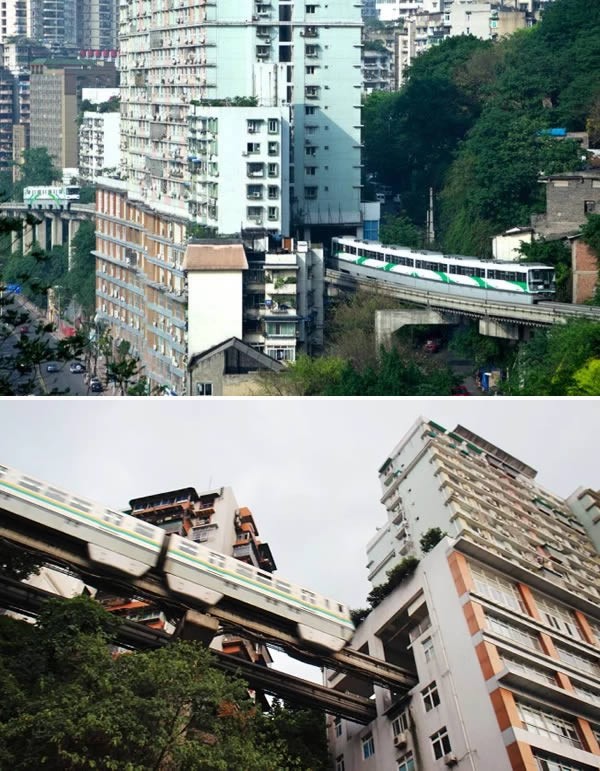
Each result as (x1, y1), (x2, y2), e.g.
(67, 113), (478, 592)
(363, 0), (600, 256)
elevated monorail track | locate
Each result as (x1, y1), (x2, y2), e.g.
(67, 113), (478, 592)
(0, 574), (377, 724)
(0, 514), (416, 696)
(326, 268), (600, 327)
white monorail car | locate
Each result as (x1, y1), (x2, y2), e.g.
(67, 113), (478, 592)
(164, 535), (354, 651)
(0, 463), (354, 652)
(0, 464), (164, 577)
(331, 237), (555, 304)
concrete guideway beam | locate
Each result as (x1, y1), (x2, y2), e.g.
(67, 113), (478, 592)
(0, 522), (415, 695)
(375, 308), (453, 349)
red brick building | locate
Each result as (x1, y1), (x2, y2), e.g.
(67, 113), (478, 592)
(570, 236), (599, 303)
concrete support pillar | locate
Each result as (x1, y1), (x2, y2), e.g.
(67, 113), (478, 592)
(36, 216), (47, 251)
(478, 318), (520, 340)
(375, 309), (451, 350)
(23, 223), (34, 253)
(11, 230), (20, 254)
(67, 218), (81, 270)
(51, 215), (63, 248)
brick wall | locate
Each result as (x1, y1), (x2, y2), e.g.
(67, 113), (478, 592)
(571, 237), (599, 303)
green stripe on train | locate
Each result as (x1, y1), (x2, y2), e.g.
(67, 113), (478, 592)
(0, 479), (161, 551)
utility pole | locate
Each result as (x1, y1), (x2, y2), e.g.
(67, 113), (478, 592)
(426, 186), (435, 245)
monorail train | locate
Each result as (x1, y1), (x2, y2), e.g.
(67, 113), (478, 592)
(331, 236), (556, 304)
(23, 185), (80, 208)
(0, 463), (354, 652)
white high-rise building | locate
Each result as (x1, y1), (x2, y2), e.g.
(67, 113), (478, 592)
(95, 0), (362, 392)
(327, 418), (600, 771)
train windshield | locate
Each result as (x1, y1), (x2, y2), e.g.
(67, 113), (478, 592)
(527, 268), (555, 290)
(66, 186), (80, 196)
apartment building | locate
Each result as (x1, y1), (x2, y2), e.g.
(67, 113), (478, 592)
(0, 65), (14, 169)
(100, 484), (276, 665)
(29, 58), (117, 167)
(97, 0), (361, 390)
(0, 0), (28, 41)
(328, 417), (600, 771)
(78, 88), (120, 181)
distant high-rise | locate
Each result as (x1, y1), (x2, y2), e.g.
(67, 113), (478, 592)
(26, 0), (119, 50)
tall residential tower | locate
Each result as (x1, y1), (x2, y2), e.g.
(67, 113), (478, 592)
(328, 418), (600, 771)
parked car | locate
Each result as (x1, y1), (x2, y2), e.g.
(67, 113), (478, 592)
(423, 339), (441, 353)
(69, 361), (85, 374)
(451, 384), (470, 396)
(46, 363), (60, 373)
(90, 378), (103, 393)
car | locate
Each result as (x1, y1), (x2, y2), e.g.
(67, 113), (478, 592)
(423, 339), (441, 353)
(90, 380), (103, 393)
(46, 363), (60, 373)
(451, 384), (471, 396)
(69, 361), (85, 374)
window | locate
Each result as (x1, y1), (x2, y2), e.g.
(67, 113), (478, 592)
(305, 146), (317, 157)
(470, 563), (525, 612)
(555, 644), (599, 677)
(430, 727), (451, 760)
(517, 702), (582, 749)
(246, 142), (260, 154)
(533, 594), (584, 641)
(392, 709), (410, 736)
(361, 733), (375, 760)
(304, 186), (318, 199)
(268, 206), (279, 220)
(421, 681), (440, 712)
(306, 65), (317, 74)
(534, 750), (598, 771)
(268, 163), (279, 177)
(584, 200), (596, 213)
(305, 166), (317, 175)
(268, 118), (279, 133)
(486, 615), (541, 651)
(305, 105), (316, 115)
(306, 4), (317, 12)
(268, 185), (279, 199)
(422, 636), (434, 662)
(268, 141), (279, 155)
(335, 756), (345, 771)
(196, 382), (213, 396)
(334, 716), (343, 737)
(397, 753), (415, 771)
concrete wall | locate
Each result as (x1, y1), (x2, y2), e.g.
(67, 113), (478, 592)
(187, 271), (243, 357)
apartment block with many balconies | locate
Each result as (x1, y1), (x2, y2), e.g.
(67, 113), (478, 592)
(328, 418), (600, 771)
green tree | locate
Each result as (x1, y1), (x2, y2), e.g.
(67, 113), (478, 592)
(568, 358), (600, 395)
(0, 596), (309, 770)
(420, 527), (446, 554)
(380, 214), (424, 248)
(106, 338), (144, 395)
(13, 148), (59, 200)
(63, 220), (97, 315)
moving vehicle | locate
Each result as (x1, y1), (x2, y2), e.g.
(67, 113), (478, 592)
(23, 185), (80, 209)
(46, 363), (60, 373)
(330, 237), (555, 304)
(0, 462), (354, 651)
(69, 361), (85, 373)
(90, 380), (103, 393)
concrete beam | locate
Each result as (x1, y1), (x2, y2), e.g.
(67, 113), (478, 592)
(375, 309), (452, 349)
(478, 318), (520, 340)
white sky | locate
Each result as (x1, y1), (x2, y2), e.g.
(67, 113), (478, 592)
(1, 398), (598, 681)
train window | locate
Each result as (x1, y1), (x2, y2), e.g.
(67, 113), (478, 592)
(0, 465), (8, 476)
(301, 589), (316, 604)
(19, 476), (41, 492)
(348, 246), (356, 255)
(134, 522), (156, 539)
(208, 552), (225, 568)
(46, 487), (67, 502)
(70, 497), (91, 511)
(235, 564), (253, 578)
(338, 604), (345, 614)
(323, 598), (330, 608)
(275, 580), (291, 593)
(256, 572), (272, 584)
(178, 540), (198, 556)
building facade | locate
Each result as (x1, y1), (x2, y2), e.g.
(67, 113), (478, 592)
(329, 417), (600, 771)
(29, 58), (117, 168)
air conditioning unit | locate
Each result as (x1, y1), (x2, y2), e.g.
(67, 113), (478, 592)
(444, 753), (458, 767)
(393, 732), (408, 748)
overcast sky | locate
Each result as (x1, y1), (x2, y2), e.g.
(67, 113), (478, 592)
(1, 398), (598, 680)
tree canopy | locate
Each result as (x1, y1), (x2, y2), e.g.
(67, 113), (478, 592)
(0, 595), (330, 770)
